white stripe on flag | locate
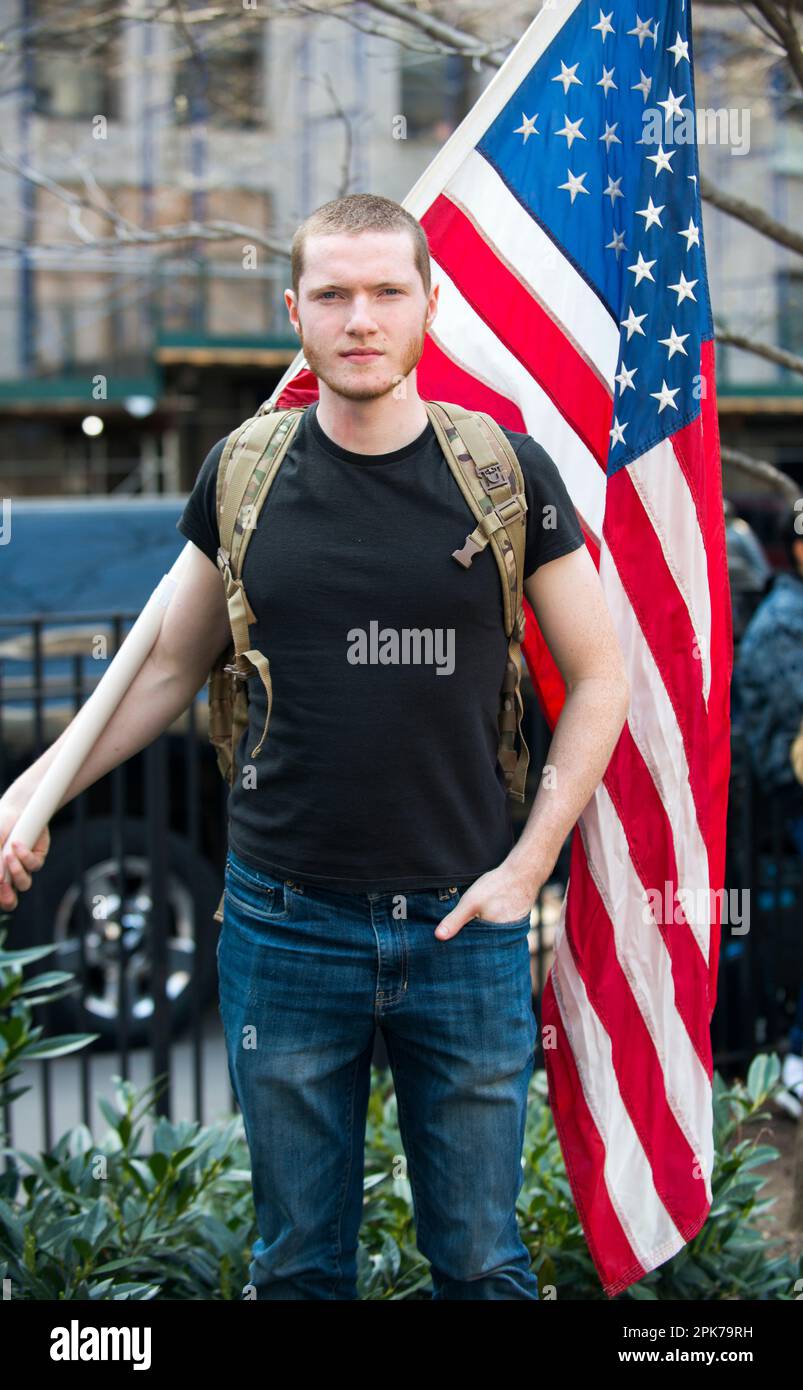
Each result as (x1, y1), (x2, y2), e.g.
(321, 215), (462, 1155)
(550, 914), (690, 1268)
(630, 440), (713, 704)
(577, 785), (715, 1202)
(443, 150), (621, 388)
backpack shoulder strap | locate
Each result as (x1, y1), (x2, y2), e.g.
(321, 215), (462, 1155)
(424, 399), (531, 802)
(424, 401), (527, 641)
(213, 402), (305, 760)
(217, 403), (304, 578)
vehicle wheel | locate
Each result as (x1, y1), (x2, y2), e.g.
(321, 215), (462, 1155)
(11, 816), (222, 1050)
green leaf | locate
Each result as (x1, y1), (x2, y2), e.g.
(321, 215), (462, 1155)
(746, 1053), (781, 1105)
(22, 1034), (99, 1060)
(147, 1151), (169, 1182)
(16, 972), (76, 994)
(0, 944), (59, 968)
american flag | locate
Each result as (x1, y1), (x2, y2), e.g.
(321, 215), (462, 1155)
(270, 0), (733, 1297)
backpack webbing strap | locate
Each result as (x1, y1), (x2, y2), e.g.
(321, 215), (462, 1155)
(425, 400), (531, 802)
(426, 402), (527, 636)
(215, 407), (304, 759)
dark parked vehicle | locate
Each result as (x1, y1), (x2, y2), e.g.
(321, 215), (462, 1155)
(1, 497), (227, 1047)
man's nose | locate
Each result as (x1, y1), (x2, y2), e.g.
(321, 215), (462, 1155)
(344, 297), (379, 332)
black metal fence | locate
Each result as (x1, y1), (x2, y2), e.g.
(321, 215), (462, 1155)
(1, 610), (801, 1157)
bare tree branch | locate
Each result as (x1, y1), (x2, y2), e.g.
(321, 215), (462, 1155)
(747, 0), (803, 89)
(321, 70), (356, 198)
(734, 0), (790, 50)
(721, 444), (801, 498)
(0, 144), (291, 256)
(290, 0), (454, 54)
(697, 174), (803, 257)
(715, 327), (803, 378)
(698, 0), (803, 11)
(361, 0), (515, 63)
(0, 221), (290, 259)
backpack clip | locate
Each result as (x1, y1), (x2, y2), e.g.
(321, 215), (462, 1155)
(451, 494), (527, 568)
(476, 461), (508, 490)
(223, 660), (251, 681)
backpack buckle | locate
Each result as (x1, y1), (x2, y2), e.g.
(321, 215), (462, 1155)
(476, 461), (508, 490)
(223, 658), (251, 681)
(452, 535), (484, 569)
(495, 494), (528, 527)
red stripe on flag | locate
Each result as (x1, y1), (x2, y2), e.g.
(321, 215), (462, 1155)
(417, 335), (528, 430)
(421, 194), (613, 468)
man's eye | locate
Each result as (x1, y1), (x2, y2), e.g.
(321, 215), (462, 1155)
(318, 289), (401, 300)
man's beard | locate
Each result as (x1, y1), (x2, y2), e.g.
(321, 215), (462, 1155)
(296, 313), (428, 401)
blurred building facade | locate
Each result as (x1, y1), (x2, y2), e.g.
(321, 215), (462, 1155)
(0, 0), (800, 501)
(0, 1), (484, 493)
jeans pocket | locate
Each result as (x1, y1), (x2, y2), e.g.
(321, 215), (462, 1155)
(224, 853), (289, 922)
(469, 909), (533, 929)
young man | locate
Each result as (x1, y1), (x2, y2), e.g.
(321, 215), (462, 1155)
(0, 194), (630, 1300)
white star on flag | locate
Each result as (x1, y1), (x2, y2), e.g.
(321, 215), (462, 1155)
(650, 378), (682, 411)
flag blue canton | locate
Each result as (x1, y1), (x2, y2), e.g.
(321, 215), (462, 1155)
(477, 0), (714, 476)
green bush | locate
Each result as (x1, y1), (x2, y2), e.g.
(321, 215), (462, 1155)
(1, 927), (800, 1299)
(360, 1052), (802, 1300)
(0, 928), (256, 1299)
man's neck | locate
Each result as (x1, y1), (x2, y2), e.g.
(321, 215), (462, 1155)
(314, 384), (430, 456)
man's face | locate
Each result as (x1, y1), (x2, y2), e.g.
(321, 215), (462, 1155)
(285, 230), (438, 401)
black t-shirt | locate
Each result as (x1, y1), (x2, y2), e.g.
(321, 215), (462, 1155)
(176, 401), (585, 891)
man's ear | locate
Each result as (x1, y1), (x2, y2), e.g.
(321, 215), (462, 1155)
(426, 280), (439, 328)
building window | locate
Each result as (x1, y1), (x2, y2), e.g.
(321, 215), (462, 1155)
(173, 19), (265, 128)
(777, 269), (803, 360)
(399, 50), (475, 141)
(29, 0), (122, 119)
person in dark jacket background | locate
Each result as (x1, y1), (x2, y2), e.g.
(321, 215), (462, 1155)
(734, 499), (803, 1117)
(724, 497), (773, 645)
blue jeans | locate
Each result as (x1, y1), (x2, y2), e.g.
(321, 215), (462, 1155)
(217, 847), (540, 1300)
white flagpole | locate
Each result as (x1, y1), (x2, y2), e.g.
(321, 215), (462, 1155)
(1, 541), (194, 859)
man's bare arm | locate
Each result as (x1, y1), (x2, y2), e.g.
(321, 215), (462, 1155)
(434, 543), (630, 938)
(504, 543), (630, 895)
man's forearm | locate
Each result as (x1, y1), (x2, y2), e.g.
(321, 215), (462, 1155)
(6, 654), (203, 815)
(505, 676), (629, 894)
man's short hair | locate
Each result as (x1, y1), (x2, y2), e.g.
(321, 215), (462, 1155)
(291, 193), (431, 299)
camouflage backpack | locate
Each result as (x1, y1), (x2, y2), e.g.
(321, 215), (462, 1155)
(208, 398), (531, 922)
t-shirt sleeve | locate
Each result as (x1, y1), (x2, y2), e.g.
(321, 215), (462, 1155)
(512, 434), (586, 579)
(175, 436), (229, 565)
